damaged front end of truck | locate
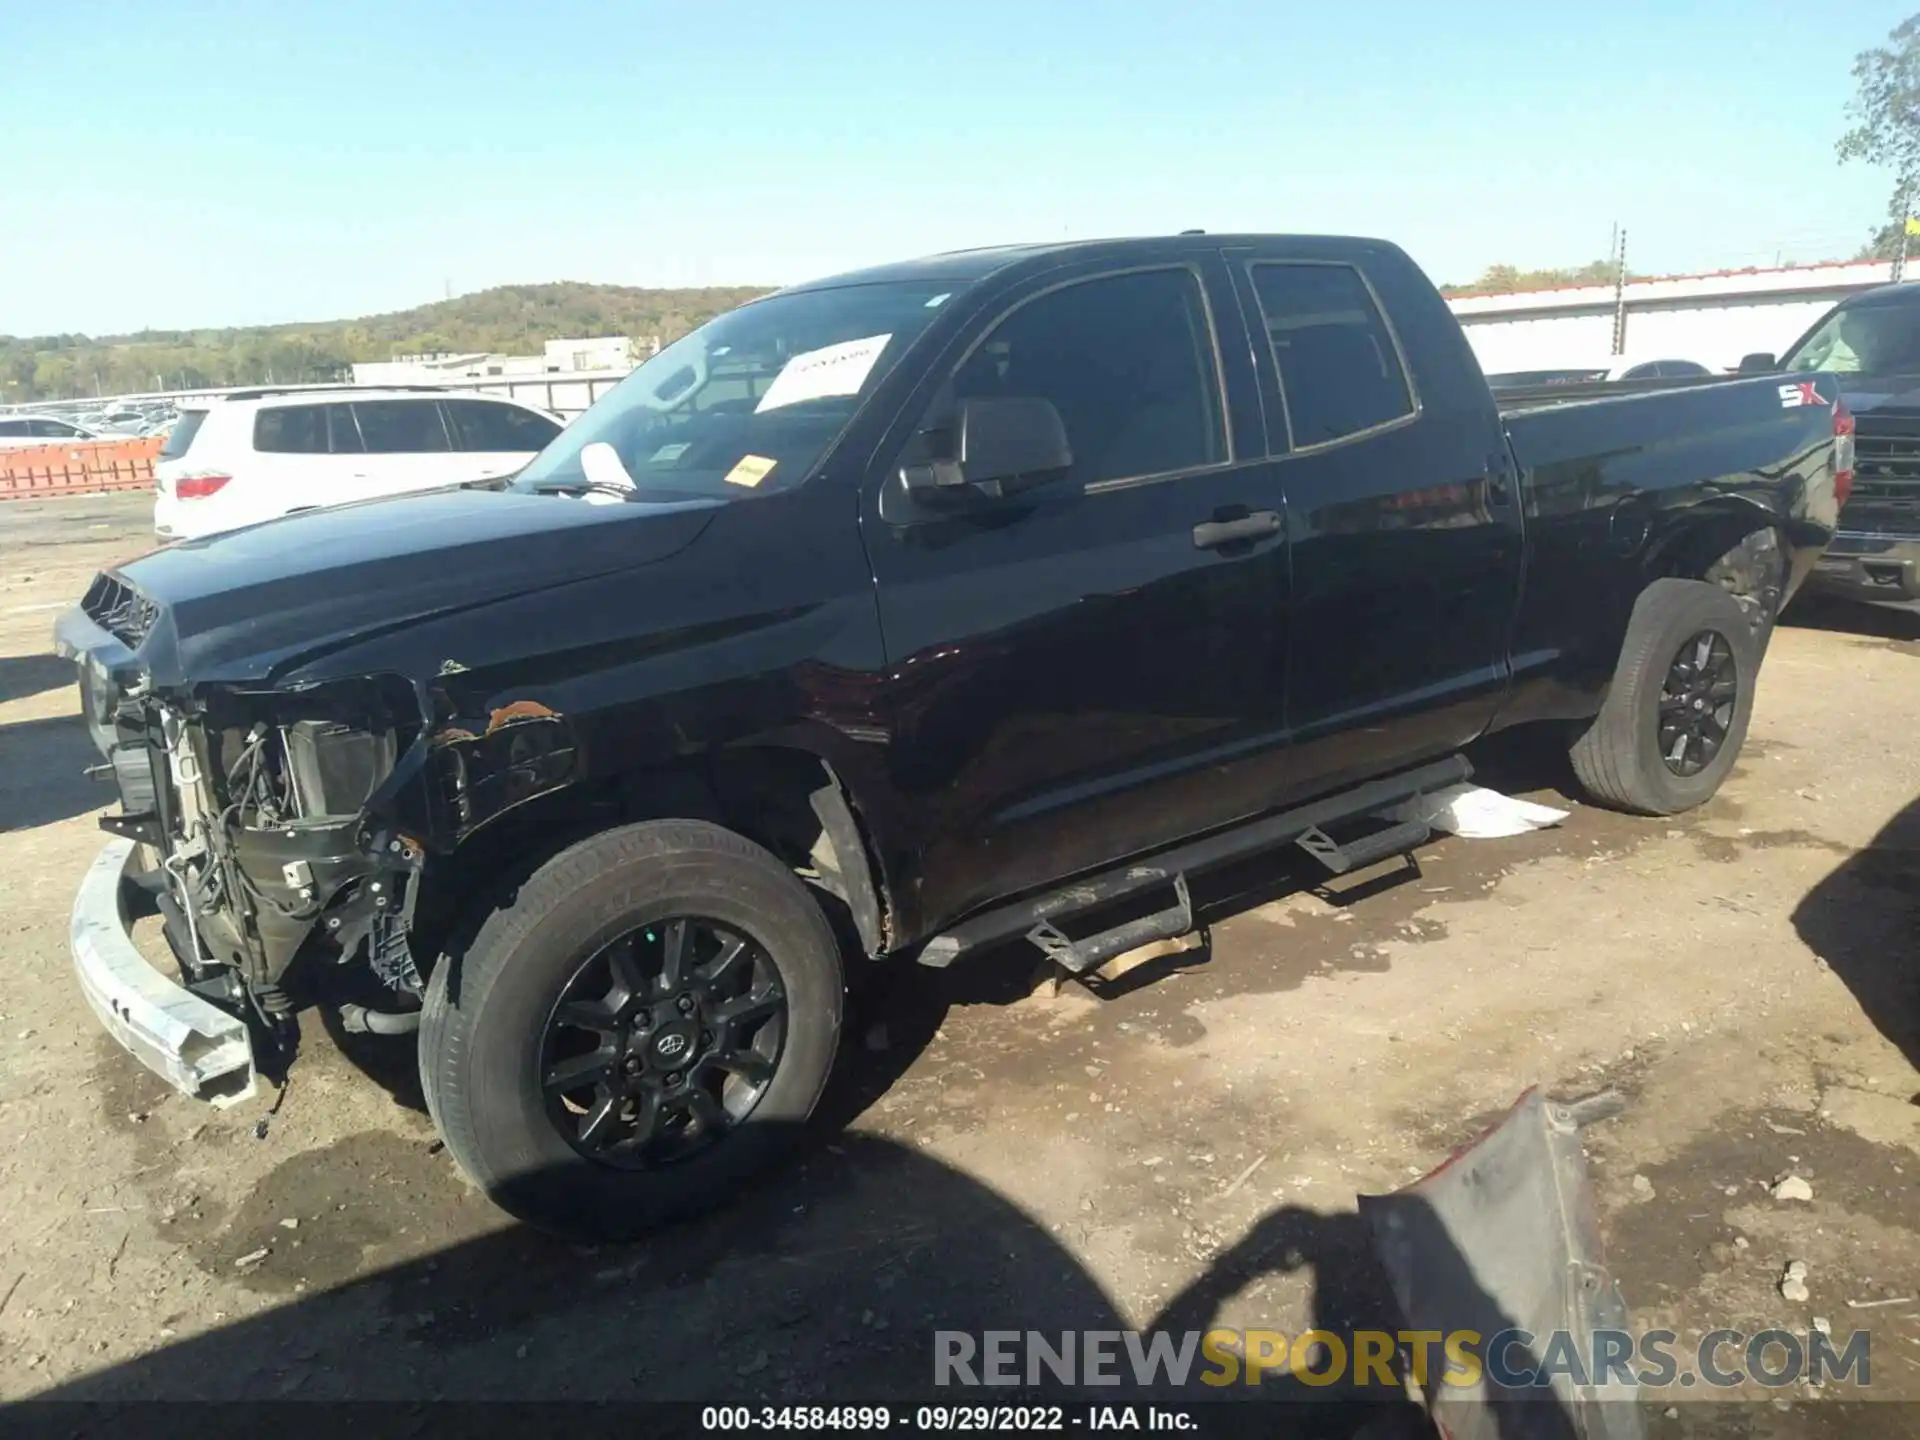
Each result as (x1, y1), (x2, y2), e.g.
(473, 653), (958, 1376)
(60, 569), (580, 1103)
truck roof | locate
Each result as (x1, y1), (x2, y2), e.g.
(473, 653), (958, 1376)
(1833, 282), (1920, 309)
(781, 233), (1392, 294)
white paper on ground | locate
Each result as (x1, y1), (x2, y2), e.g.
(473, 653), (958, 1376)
(1380, 782), (1569, 839)
(754, 334), (891, 413)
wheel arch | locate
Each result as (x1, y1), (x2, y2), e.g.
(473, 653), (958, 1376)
(416, 745), (895, 970)
(1646, 516), (1788, 635)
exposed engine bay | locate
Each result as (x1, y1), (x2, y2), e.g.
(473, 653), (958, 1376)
(103, 672), (429, 1051)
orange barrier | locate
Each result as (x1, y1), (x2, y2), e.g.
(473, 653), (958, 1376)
(0, 436), (162, 500)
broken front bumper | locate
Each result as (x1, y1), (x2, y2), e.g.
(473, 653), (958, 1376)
(71, 837), (255, 1106)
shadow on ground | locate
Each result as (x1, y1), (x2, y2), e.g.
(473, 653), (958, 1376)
(0, 712), (102, 831)
(1781, 592), (1920, 643)
(0, 652), (74, 706)
(26, 877), (1628, 1438)
(1792, 793), (1920, 1073)
(21, 1120), (1515, 1437)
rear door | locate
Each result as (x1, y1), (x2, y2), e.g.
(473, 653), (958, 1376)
(863, 255), (1291, 936)
(441, 397), (563, 481)
(350, 398), (459, 498)
(1226, 244), (1523, 794)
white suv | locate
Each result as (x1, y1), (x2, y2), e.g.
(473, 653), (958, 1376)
(154, 388), (565, 540)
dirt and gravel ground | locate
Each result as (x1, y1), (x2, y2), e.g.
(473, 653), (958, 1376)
(0, 493), (1916, 1426)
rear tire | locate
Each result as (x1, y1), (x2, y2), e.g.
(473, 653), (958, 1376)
(419, 819), (843, 1239)
(1569, 578), (1759, 815)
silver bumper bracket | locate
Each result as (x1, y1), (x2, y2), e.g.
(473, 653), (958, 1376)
(70, 837), (256, 1106)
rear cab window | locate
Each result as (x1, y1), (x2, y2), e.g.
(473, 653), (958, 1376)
(1244, 262), (1416, 449)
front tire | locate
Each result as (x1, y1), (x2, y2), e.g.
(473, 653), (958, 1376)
(419, 819), (843, 1239)
(1569, 578), (1759, 816)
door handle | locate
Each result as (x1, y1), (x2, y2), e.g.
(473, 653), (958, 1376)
(1192, 510), (1282, 549)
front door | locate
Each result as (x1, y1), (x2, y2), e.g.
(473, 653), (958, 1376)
(1225, 246), (1524, 795)
(862, 257), (1293, 938)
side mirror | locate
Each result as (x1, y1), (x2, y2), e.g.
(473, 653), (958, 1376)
(1738, 352), (1779, 374)
(900, 396), (1072, 500)
(956, 396), (1072, 492)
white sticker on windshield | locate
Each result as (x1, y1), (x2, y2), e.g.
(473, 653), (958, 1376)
(649, 442), (691, 464)
(754, 334), (892, 414)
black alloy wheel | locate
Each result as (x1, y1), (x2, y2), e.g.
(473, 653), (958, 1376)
(540, 916), (787, 1168)
(1657, 629), (1737, 778)
(1568, 578), (1758, 815)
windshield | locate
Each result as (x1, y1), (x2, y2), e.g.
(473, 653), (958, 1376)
(513, 279), (960, 500)
(1783, 297), (1920, 378)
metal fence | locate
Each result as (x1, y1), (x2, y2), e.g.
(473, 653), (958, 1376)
(7, 369), (633, 423)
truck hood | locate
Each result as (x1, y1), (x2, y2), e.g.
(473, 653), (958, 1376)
(89, 486), (722, 685)
(1835, 373), (1920, 415)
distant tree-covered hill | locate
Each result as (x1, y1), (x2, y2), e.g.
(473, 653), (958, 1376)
(0, 281), (775, 402)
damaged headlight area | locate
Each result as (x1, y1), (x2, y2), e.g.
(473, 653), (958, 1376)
(130, 672), (430, 1035)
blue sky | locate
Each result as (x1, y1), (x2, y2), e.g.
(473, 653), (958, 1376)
(1, 0), (1911, 335)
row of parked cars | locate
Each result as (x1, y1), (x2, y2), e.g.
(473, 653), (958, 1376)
(0, 402), (180, 447)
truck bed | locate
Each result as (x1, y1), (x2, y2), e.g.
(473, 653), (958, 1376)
(1498, 370), (1840, 477)
(1492, 372), (1740, 415)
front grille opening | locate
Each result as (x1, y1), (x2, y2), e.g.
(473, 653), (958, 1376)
(82, 573), (160, 648)
(1847, 428), (1920, 534)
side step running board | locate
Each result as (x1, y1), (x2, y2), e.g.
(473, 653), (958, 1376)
(1296, 819), (1433, 876)
(1028, 875), (1193, 976)
(917, 753), (1468, 970)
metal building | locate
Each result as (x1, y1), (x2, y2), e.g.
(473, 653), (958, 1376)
(1447, 259), (1908, 374)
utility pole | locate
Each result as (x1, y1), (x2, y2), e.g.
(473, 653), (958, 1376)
(1896, 181), (1911, 285)
(1610, 226), (1629, 356)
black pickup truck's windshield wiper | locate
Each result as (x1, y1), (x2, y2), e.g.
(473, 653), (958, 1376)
(527, 479), (639, 499)
(461, 469), (523, 491)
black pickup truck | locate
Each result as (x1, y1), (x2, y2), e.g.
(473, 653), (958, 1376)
(57, 234), (1848, 1236)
